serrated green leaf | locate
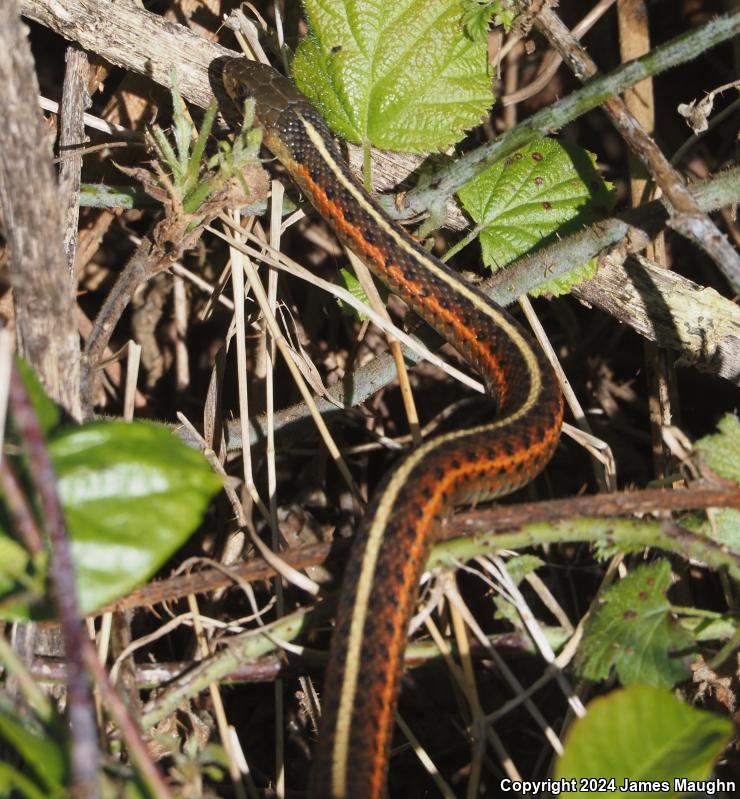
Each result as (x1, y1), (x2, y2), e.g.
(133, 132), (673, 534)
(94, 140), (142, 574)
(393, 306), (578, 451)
(692, 415), (740, 549)
(457, 138), (615, 294)
(555, 685), (733, 798)
(696, 414), (740, 481)
(292, 0), (493, 152)
(15, 359), (60, 437)
(0, 421), (221, 620)
(576, 560), (693, 688)
(462, 1), (496, 39)
(462, 1), (516, 37)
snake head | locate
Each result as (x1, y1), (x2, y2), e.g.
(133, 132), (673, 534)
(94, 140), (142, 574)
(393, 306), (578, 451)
(222, 59), (310, 132)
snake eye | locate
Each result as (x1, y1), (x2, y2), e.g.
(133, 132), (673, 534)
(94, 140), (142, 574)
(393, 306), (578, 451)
(235, 83), (251, 100)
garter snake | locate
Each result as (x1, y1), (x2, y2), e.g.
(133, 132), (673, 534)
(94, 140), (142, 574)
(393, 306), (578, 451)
(223, 59), (564, 798)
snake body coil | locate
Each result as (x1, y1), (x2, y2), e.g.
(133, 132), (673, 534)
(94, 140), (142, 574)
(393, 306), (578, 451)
(223, 59), (564, 799)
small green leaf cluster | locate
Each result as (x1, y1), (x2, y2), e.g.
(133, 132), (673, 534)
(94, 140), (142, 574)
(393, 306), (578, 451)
(147, 70), (262, 218)
(462, 0), (516, 39)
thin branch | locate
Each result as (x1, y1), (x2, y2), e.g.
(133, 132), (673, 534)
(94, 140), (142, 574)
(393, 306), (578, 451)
(80, 239), (153, 412)
(21, 0), (233, 110)
(58, 46), (90, 273)
(501, 0), (617, 106)
(524, 1), (740, 291)
(108, 485), (739, 612)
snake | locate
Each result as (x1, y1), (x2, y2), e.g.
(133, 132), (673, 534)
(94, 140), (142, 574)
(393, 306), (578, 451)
(223, 58), (564, 798)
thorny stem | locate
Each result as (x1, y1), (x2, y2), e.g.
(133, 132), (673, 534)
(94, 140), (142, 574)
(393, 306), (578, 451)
(132, 482), (739, 726)
(106, 485), (740, 613)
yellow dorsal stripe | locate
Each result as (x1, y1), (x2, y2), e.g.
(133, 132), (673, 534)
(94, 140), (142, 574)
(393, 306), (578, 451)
(295, 116), (546, 797)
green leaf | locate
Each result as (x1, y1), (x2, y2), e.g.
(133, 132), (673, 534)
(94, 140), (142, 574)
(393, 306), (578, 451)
(576, 560), (693, 688)
(0, 534), (35, 598)
(336, 268), (370, 320)
(0, 695), (66, 793)
(292, 0), (493, 152)
(554, 685), (733, 798)
(80, 184), (156, 210)
(696, 414), (740, 480)
(501, 553), (543, 584)
(693, 414), (740, 550)
(335, 267), (389, 320)
(15, 359), (60, 437)
(708, 508), (740, 550)
(493, 554), (543, 624)
(684, 615), (737, 643)
(462, 1), (496, 39)
(1, 421), (221, 619)
(186, 101), (218, 195)
(0, 763), (50, 799)
(457, 138), (615, 294)
(462, 1), (516, 37)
